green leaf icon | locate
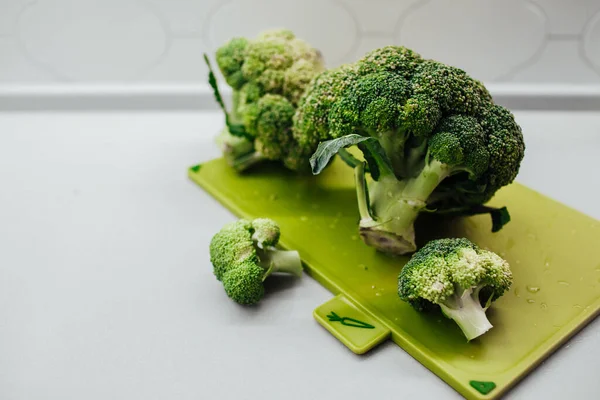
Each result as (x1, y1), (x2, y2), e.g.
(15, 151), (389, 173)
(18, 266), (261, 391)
(469, 380), (496, 395)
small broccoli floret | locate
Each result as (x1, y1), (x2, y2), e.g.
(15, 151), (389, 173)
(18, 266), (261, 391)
(301, 46), (525, 255)
(398, 238), (512, 341)
(205, 29), (324, 172)
(209, 218), (303, 305)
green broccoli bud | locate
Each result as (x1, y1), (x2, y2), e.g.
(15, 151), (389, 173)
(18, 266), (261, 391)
(222, 261), (265, 305)
(215, 37), (249, 90)
(209, 218), (303, 305)
(398, 238), (512, 340)
(251, 218), (280, 247)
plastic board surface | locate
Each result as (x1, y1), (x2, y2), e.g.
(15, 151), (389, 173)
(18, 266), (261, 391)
(189, 158), (600, 400)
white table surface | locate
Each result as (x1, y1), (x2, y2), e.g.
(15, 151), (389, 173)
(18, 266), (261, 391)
(0, 110), (598, 400)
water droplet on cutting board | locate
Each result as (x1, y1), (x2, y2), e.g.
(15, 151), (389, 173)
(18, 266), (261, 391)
(351, 235), (358, 241)
(375, 290), (384, 297)
(269, 193), (278, 201)
(300, 216), (308, 222)
(573, 304), (582, 309)
(540, 303), (548, 310)
(359, 264), (368, 271)
(505, 237), (515, 250)
(558, 280), (570, 287)
(527, 299), (536, 304)
(526, 286), (540, 294)
(514, 287), (520, 297)
(371, 285), (376, 289)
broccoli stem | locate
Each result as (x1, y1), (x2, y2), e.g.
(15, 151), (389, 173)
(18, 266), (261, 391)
(358, 159), (451, 254)
(439, 286), (493, 341)
(217, 128), (262, 171)
(257, 246), (303, 278)
(401, 159), (450, 199)
(231, 150), (266, 171)
(215, 91), (265, 171)
(402, 137), (428, 178)
(354, 162), (372, 221)
(378, 130), (407, 177)
(230, 90), (242, 123)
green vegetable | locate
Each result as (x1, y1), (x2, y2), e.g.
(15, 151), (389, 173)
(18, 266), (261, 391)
(209, 218), (303, 305)
(298, 46), (525, 254)
(205, 29), (324, 172)
(398, 238), (512, 341)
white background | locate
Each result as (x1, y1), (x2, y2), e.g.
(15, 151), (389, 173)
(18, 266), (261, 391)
(1, 0), (600, 85)
(0, 111), (599, 400)
(1, 1), (600, 399)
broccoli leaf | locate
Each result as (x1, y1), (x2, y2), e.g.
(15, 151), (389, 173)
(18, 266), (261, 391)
(356, 139), (393, 181)
(204, 54), (227, 113)
(337, 148), (362, 169)
(310, 134), (370, 174)
(203, 54), (251, 140)
(489, 206), (511, 232)
(310, 134), (393, 179)
(439, 205), (511, 232)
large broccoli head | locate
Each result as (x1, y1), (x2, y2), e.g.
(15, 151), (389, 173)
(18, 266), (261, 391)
(207, 29), (325, 172)
(300, 46), (525, 254)
(398, 238), (512, 340)
(209, 218), (303, 305)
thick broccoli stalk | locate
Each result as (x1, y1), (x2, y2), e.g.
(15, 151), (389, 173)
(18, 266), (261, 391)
(438, 285), (493, 341)
(209, 218), (303, 305)
(204, 29), (324, 172)
(301, 46), (524, 255)
(398, 238), (512, 341)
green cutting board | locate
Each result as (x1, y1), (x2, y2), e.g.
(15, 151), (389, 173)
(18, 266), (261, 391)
(189, 158), (600, 400)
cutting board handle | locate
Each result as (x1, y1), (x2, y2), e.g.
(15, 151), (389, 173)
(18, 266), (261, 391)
(314, 294), (390, 354)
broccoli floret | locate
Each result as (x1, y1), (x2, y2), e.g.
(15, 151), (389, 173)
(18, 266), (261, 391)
(209, 218), (303, 305)
(205, 29), (324, 172)
(300, 46), (525, 255)
(398, 238), (512, 341)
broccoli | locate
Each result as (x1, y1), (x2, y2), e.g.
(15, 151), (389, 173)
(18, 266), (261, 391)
(209, 218), (303, 305)
(398, 238), (512, 341)
(299, 46), (525, 255)
(204, 29), (324, 172)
